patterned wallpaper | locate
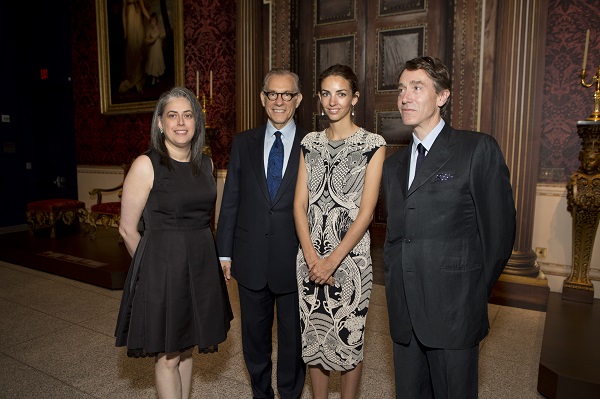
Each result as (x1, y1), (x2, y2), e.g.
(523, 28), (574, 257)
(70, 0), (236, 169)
(184, 0), (236, 169)
(541, 0), (600, 182)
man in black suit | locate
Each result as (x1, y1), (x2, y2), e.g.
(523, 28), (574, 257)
(216, 68), (306, 399)
(382, 56), (516, 398)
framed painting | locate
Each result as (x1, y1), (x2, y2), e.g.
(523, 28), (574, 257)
(95, 0), (184, 114)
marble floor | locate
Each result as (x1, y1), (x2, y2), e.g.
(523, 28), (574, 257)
(0, 260), (546, 398)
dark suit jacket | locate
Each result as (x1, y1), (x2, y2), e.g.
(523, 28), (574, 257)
(382, 124), (516, 350)
(216, 124), (307, 294)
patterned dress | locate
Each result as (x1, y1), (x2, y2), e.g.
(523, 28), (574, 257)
(296, 128), (386, 370)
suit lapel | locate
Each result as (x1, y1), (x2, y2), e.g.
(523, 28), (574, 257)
(407, 126), (456, 197)
(395, 147), (411, 199)
(249, 126), (271, 202)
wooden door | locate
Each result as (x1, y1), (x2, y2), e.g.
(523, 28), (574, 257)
(296, 0), (452, 225)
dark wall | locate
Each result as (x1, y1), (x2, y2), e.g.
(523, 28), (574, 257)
(0, 2), (26, 225)
(0, 0), (77, 226)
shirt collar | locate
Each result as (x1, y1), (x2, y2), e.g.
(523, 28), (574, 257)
(266, 120), (296, 140)
(412, 119), (445, 153)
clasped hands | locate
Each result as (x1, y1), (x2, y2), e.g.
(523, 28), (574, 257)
(305, 254), (336, 286)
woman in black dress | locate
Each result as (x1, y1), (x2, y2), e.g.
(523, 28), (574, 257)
(115, 87), (233, 399)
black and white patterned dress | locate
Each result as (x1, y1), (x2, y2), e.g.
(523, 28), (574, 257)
(296, 128), (386, 370)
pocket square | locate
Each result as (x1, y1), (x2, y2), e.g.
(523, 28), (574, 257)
(435, 173), (454, 181)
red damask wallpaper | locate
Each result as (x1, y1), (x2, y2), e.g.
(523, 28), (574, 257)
(541, 0), (600, 182)
(70, 0), (235, 169)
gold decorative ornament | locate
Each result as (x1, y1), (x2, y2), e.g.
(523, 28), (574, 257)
(581, 29), (600, 121)
(564, 121), (600, 303)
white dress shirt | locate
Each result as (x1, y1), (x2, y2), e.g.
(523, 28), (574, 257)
(263, 120), (297, 177)
(408, 119), (445, 188)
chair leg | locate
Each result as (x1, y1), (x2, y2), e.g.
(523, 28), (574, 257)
(89, 216), (98, 240)
(77, 209), (90, 236)
(49, 212), (56, 238)
(26, 211), (39, 235)
(87, 212), (121, 242)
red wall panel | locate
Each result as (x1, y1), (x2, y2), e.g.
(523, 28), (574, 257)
(70, 0), (236, 169)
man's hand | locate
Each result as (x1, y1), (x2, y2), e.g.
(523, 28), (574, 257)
(220, 260), (231, 285)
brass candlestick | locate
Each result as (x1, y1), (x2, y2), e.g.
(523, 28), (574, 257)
(198, 94), (212, 128)
(197, 94), (214, 156)
(581, 65), (600, 121)
(196, 94), (213, 127)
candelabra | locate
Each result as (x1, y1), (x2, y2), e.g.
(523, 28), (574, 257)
(195, 70), (215, 155)
(196, 93), (215, 157)
(198, 94), (213, 127)
(581, 28), (600, 121)
(581, 64), (600, 121)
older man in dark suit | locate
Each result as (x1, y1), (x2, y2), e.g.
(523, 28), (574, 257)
(382, 56), (516, 398)
(216, 68), (306, 399)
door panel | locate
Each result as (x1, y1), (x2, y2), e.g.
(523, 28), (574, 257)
(298, 1), (365, 131)
(297, 0), (452, 225)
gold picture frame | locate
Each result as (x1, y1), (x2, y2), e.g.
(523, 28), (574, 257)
(96, 0), (184, 115)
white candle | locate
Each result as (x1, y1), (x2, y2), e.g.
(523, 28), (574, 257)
(196, 71), (199, 97)
(583, 29), (590, 70)
(210, 70), (213, 99)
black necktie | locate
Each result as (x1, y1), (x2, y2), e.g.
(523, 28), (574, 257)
(267, 131), (284, 201)
(415, 143), (426, 174)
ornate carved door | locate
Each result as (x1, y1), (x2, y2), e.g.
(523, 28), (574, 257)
(297, 0), (452, 224)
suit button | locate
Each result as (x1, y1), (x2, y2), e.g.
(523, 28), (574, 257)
(269, 210), (274, 214)
(404, 238), (411, 243)
(265, 234), (269, 239)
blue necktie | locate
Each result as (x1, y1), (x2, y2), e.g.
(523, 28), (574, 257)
(415, 143), (426, 174)
(267, 131), (284, 201)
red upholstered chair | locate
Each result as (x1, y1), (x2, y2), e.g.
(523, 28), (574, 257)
(26, 199), (87, 238)
(88, 163), (130, 241)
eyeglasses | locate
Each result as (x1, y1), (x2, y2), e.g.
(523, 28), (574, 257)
(262, 91), (299, 102)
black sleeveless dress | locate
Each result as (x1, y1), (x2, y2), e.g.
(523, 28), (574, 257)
(115, 151), (233, 357)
